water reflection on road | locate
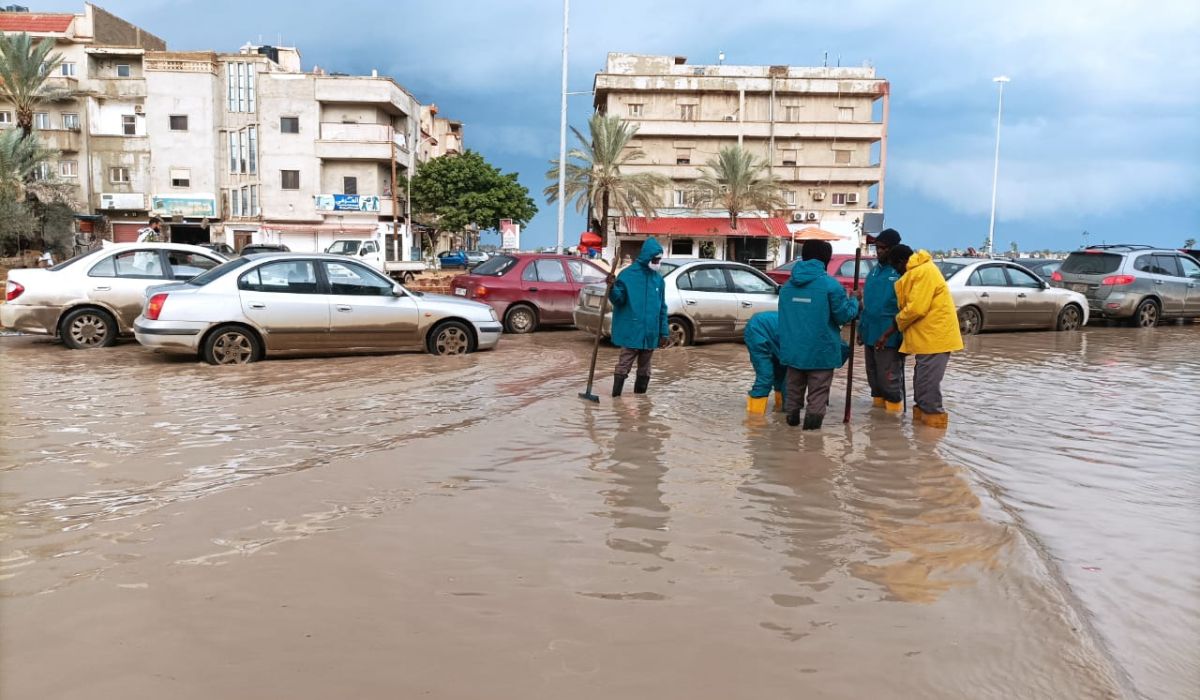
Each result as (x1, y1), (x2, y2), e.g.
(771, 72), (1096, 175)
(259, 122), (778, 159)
(1, 325), (1195, 698)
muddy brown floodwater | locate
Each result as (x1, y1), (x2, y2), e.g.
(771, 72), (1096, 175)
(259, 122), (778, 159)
(1, 325), (1197, 699)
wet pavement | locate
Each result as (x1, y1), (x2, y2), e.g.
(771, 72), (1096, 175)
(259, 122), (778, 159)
(1, 326), (1197, 699)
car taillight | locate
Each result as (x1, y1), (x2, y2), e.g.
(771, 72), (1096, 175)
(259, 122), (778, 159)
(473, 285), (488, 299)
(5, 280), (24, 302)
(146, 293), (168, 320)
(1101, 275), (1136, 286)
(1051, 270), (1063, 282)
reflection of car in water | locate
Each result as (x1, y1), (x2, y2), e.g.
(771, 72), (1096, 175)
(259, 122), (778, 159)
(934, 258), (1089, 334)
(574, 258), (780, 346)
(1051, 245), (1200, 327)
(1, 243), (226, 349)
(133, 253), (503, 365)
(450, 253), (609, 333)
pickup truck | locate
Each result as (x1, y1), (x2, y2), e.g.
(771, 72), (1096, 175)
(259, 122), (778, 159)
(324, 226), (426, 282)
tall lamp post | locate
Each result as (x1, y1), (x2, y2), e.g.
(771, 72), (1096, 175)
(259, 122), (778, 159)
(986, 75), (1010, 258)
(555, 0), (570, 254)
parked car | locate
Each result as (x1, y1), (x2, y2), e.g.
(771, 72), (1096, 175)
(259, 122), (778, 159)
(2, 243), (226, 348)
(133, 253), (502, 365)
(1051, 245), (1200, 327)
(437, 250), (470, 270)
(450, 253), (608, 333)
(465, 251), (490, 268)
(1009, 257), (1063, 281)
(933, 258), (1090, 334)
(240, 243), (290, 256)
(199, 242), (237, 256)
(574, 259), (779, 346)
(767, 254), (877, 292)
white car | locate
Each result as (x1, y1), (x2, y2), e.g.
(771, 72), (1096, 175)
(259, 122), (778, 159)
(133, 253), (503, 365)
(934, 258), (1090, 334)
(2, 243), (226, 348)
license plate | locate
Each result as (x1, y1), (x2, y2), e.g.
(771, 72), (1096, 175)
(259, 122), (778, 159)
(454, 288), (467, 296)
(1070, 283), (1088, 293)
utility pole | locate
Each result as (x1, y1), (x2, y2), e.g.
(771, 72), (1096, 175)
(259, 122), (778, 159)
(555, 0), (569, 254)
(987, 75), (1010, 258)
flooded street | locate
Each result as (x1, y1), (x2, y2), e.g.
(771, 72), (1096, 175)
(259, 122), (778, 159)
(1, 326), (1196, 699)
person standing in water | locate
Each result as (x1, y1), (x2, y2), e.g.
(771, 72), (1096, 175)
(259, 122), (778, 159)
(608, 238), (669, 397)
(860, 228), (906, 413)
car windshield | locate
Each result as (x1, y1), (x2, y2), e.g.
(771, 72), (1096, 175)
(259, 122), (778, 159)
(1061, 252), (1123, 275)
(659, 261), (682, 276)
(186, 256), (252, 286)
(326, 240), (361, 255)
(935, 261), (968, 279)
(471, 255), (517, 276)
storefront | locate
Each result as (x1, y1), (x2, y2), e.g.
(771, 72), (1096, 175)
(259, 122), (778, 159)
(612, 216), (793, 270)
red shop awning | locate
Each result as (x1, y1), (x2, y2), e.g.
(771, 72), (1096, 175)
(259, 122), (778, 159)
(624, 216), (791, 238)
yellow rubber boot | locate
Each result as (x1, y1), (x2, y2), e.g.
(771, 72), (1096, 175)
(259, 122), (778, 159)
(747, 396), (769, 415)
(885, 401), (903, 414)
(872, 397), (886, 408)
(921, 411), (949, 429)
(912, 406), (924, 423)
(774, 391), (786, 412)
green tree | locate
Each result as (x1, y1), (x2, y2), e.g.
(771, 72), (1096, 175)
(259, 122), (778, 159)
(691, 146), (785, 229)
(411, 150), (536, 252)
(0, 128), (77, 255)
(545, 113), (668, 250)
(0, 32), (67, 139)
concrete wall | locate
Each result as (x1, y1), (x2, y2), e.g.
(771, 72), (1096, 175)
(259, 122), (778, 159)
(255, 72), (320, 221)
(146, 63), (220, 208)
(90, 4), (166, 50)
(88, 99), (145, 136)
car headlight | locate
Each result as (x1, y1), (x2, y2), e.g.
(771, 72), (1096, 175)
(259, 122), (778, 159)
(489, 307), (498, 321)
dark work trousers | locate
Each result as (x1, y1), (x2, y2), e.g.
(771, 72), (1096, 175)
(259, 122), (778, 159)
(615, 348), (654, 378)
(864, 346), (906, 404)
(783, 367), (835, 417)
(913, 352), (951, 414)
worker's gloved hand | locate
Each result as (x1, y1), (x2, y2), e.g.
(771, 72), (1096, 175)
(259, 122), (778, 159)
(659, 336), (671, 349)
(605, 274), (616, 286)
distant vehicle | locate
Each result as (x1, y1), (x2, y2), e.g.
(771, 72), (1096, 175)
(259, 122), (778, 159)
(240, 243), (291, 255)
(133, 253), (502, 365)
(450, 253), (608, 333)
(2, 243), (226, 348)
(1051, 245), (1200, 327)
(767, 254), (877, 292)
(465, 251), (490, 268)
(935, 258), (1089, 334)
(323, 231), (426, 282)
(1009, 257), (1063, 281)
(437, 250), (470, 270)
(574, 259), (779, 346)
(199, 242), (236, 256)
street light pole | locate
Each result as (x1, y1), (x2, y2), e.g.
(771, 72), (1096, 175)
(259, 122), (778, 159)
(987, 75), (1010, 258)
(556, 0), (570, 254)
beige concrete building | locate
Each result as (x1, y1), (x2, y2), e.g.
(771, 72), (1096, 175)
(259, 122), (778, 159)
(593, 53), (889, 265)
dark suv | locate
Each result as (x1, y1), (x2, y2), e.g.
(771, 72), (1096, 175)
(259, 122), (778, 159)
(1052, 245), (1200, 326)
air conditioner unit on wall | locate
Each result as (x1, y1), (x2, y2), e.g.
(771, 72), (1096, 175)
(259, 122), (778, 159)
(846, 193), (860, 204)
(723, 115), (735, 122)
(791, 211), (805, 222)
(806, 212), (819, 221)
(811, 190), (826, 201)
(134, 104), (144, 114)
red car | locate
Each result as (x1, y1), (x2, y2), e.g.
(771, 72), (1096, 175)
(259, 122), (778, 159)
(450, 254), (609, 333)
(767, 254), (878, 292)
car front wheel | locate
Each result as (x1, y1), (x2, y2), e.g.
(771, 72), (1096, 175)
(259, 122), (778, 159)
(666, 316), (694, 347)
(958, 306), (983, 335)
(1056, 304), (1083, 331)
(1133, 299), (1159, 328)
(60, 307), (118, 349)
(428, 320), (476, 356)
(203, 325), (261, 365)
(504, 305), (538, 334)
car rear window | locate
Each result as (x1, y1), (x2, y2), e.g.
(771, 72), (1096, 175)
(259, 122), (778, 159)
(48, 250), (97, 271)
(472, 254), (517, 276)
(1061, 252), (1122, 275)
(187, 256), (252, 286)
(935, 261), (968, 279)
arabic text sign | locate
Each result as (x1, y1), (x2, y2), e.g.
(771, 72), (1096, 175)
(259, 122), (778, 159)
(152, 196), (215, 217)
(500, 219), (520, 250)
(314, 194), (381, 212)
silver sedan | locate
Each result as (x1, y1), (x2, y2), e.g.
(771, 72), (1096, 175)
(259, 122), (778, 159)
(133, 253), (503, 364)
(573, 259), (779, 346)
(934, 258), (1090, 334)
(2, 243), (226, 348)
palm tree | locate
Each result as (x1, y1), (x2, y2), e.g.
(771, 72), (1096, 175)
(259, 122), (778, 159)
(0, 32), (66, 139)
(691, 146), (785, 230)
(545, 113), (668, 250)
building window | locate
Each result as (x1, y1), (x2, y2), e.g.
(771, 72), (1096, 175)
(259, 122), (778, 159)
(838, 106), (854, 121)
(110, 167), (131, 184)
(247, 126), (257, 174)
(784, 190), (797, 205)
(169, 115), (188, 131)
(236, 62), (246, 112)
(281, 170), (300, 190)
(170, 168), (190, 188)
(679, 104), (697, 121)
(247, 62), (256, 112)
(343, 176), (358, 195)
(241, 187), (249, 216)
(228, 132), (238, 173)
(238, 130), (248, 173)
(62, 113), (80, 130)
(231, 187), (241, 217)
(116, 64), (131, 78)
(781, 149), (797, 167)
(784, 105), (801, 122)
(834, 149), (852, 164)
(60, 160), (78, 177)
(32, 162), (50, 180)
(673, 189), (687, 207)
(34, 112), (50, 130)
(628, 103), (643, 117)
(831, 192), (848, 206)
(60, 62), (77, 77)
(226, 61), (257, 113)
(226, 63), (236, 112)
(280, 116), (300, 133)
(122, 114), (136, 136)
(250, 185), (259, 216)
(676, 149), (691, 165)
(0, 111), (11, 124)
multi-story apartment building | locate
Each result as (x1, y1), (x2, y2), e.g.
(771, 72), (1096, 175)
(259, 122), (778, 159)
(418, 104), (464, 162)
(592, 53), (888, 264)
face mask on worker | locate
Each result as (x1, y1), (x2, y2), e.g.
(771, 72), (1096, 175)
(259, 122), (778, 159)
(648, 257), (662, 271)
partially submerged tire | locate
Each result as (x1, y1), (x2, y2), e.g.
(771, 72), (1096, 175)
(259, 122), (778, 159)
(202, 325), (261, 365)
(504, 304), (538, 334)
(1056, 304), (1083, 331)
(958, 306), (983, 336)
(667, 316), (693, 347)
(428, 320), (476, 356)
(1133, 299), (1159, 328)
(60, 307), (118, 349)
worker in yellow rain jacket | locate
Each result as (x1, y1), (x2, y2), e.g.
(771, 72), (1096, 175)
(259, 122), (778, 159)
(876, 245), (963, 428)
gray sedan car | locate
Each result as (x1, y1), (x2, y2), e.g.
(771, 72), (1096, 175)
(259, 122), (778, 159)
(573, 259), (779, 346)
(133, 253), (503, 364)
(2, 243), (226, 348)
(934, 258), (1090, 334)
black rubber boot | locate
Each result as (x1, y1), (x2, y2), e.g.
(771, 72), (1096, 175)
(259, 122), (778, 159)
(786, 410), (801, 427)
(803, 413), (824, 431)
(612, 375), (627, 397)
(633, 375), (650, 394)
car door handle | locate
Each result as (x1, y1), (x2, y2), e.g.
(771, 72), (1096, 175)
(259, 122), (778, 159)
(1154, 280), (1164, 285)
(980, 292), (990, 298)
(93, 286), (111, 291)
(1017, 293), (1027, 298)
(336, 305), (353, 312)
(740, 301), (754, 308)
(248, 302), (266, 309)
(527, 287), (539, 292)
(684, 299), (698, 305)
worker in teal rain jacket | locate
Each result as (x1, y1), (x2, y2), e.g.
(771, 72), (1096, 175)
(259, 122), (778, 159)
(608, 237), (669, 397)
(778, 240), (860, 430)
(860, 228), (906, 412)
(744, 311), (786, 414)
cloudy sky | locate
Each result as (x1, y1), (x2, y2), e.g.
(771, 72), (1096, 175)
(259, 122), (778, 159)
(41, 0), (1200, 250)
